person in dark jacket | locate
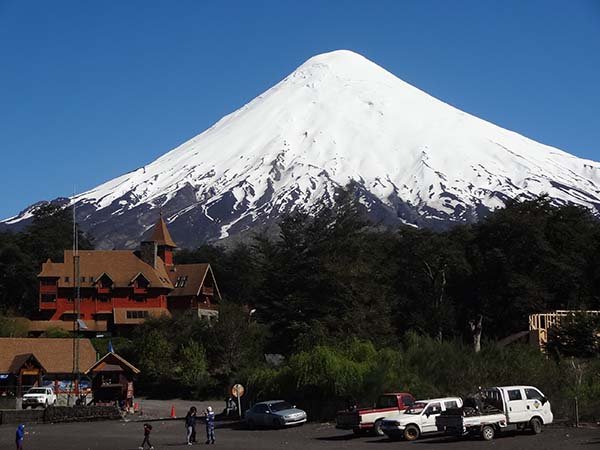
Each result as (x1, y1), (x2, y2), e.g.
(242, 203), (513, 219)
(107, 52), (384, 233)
(15, 424), (25, 450)
(139, 423), (153, 450)
(204, 406), (216, 444)
(185, 406), (197, 445)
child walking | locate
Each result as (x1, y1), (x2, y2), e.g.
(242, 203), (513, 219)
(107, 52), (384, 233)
(139, 423), (154, 450)
(15, 424), (25, 450)
(204, 406), (215, 444)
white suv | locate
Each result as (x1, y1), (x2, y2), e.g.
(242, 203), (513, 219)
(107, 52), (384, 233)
(22, 386), (57, 409)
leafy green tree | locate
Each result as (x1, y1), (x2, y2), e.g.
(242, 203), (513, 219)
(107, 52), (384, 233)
(546, 313), (600, 358)
(176, 340), (213, 397)
(0, 313), (29, 337)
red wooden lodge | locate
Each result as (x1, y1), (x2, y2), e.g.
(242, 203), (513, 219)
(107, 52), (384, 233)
(35, 216), (220, 333)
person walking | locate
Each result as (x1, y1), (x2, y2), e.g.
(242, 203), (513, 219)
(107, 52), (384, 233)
(204, 406), (216, 444)
(185, 406), (198, 445)
(139, 423), (154, 450)
(15, 424), (25, 450)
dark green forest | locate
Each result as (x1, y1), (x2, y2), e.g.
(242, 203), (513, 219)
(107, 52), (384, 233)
(1, 195), (599, 420)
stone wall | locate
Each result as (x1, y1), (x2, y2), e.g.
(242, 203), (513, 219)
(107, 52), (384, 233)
(0, 397), (18, 409)
(0, 406), (121, 425)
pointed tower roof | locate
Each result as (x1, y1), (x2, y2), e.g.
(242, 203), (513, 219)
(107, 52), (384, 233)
(150, 215), (177, 248)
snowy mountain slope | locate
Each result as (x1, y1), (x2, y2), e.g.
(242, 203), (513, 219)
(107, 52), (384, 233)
(4, 50), (600, 248)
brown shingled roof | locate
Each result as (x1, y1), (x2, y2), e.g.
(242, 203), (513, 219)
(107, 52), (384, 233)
(38, 250), (174, 289)
(84, 352), (140, 375)
(149, 216), (177, 248)
(0, 338), (97, 374)
(167, 264), (221, 300)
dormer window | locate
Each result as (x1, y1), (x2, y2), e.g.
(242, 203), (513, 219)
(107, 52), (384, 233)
(131, 273), (150, 289)
(175, 275), (188, 288)
(135, 277), (149, 289)
(97, 273), (114, 289)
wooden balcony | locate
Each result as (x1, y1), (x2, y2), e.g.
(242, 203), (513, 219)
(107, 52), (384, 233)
(201, 286), (214, 296)
(40, 285), (57, 294)
(198, 302), (219, 311)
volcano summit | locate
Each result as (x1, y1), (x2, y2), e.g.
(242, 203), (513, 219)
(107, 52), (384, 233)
(4, 50), (600, 248)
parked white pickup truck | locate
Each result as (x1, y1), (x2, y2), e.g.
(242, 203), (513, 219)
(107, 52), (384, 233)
(436, 385), (553, 441)
(22, 386), (57, 409)
(381, 397), (463, 441)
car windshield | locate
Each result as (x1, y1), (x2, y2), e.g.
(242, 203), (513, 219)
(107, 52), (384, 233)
(270, 402), (293, 412)
(404, 402), (427, 415)
(27, 388), (46, 394)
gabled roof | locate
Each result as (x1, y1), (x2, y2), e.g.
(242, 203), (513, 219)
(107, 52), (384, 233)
(129, 272), (150, 284)
(0, 338), (96, 374)
(84, 352), (140, 375)
(94, 272), (114, 284)
(167, 263), (222, 300)
(149, 216), (177, 248)
(38, 250), (174, 289)
(8, 353), (46, 373)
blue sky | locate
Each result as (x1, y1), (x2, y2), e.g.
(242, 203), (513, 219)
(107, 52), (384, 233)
(0, 0), (599, 218)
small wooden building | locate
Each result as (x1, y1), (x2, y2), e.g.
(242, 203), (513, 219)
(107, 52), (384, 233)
(84, 352), (140, 407)
(0, 338), (97, 397)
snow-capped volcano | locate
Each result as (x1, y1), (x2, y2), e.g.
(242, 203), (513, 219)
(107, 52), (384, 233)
(4, 50), (600, 248)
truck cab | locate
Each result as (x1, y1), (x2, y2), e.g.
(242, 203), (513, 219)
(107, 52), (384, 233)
(491, 386), (553, 426)
(336, 392), (415, 436)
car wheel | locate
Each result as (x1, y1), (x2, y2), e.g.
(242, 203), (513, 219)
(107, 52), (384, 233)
(273, 418), (281, 428)
(373, 419), (384, 436)
(403, 425), (420, 441)
(482, 425), (495, 441)
(247, 419), (255, 429)
(530, 417), (542, 434)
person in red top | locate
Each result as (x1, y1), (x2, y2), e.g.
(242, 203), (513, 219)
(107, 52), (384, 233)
(139, 423), (154, 450)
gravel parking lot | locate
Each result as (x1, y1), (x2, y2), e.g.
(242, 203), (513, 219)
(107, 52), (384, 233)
(0, 419), (598, 449)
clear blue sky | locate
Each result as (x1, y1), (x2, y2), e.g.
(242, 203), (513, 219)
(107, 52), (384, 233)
(1, 0), (599, 218)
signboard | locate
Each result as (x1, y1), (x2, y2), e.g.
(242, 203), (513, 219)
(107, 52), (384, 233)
(127, 382), (134, 399)
(231, 383), (245, 419)
(231, 383), (245, 398)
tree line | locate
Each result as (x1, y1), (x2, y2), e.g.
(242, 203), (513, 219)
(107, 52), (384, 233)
(1, 192), (599, 420)
(178, 192), (600, 354)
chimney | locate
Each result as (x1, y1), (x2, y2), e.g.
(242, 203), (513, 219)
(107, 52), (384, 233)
(140, 241), (158, 268)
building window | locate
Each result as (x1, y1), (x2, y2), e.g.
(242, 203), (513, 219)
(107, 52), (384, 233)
(98, 295), (110, 302)
(126, 310), (149, 319)
(61, 313), (82, 321)
(40, 278), (57, 286)
(41, 294), (56, 302)
(65, 276), (70, 282)
(175, 275), (188, 287)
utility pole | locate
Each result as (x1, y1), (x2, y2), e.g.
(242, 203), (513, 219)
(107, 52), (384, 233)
(71, 203), (81, 405)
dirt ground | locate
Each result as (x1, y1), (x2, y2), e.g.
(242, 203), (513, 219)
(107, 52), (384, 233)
(0, 419), (597, 449)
